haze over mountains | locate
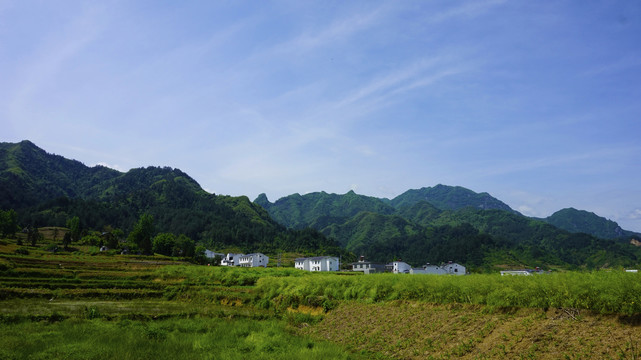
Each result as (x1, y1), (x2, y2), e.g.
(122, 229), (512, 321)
(2, 140), (640, 270)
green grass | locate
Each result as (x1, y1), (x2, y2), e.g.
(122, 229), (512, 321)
(0, 317), (363, 360)
(3, 235), (641, 359)
(255, 271), (641, 314)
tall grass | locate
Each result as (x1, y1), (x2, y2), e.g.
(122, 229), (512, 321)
(256, 271), (641, 315)
(0, 317), (363, 360)
(154, 265), (309, 286)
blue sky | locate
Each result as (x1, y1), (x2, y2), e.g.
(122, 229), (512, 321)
(2, 1), (641, 232)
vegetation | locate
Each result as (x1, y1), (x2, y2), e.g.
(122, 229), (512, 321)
(2, 234), (641, 359)
(0, 141), (348, 258)
(257, 187), (641, 270)
(256, 271), (641, 315)
(388, 184), (515, 212)
(544, 207), (628, 239)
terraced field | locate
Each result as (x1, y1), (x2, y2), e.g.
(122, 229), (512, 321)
(2, 236), (641, 359)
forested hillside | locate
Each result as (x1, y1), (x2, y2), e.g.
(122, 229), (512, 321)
(256, 188), (641, 270)
(0, 141), (345, 256)
(2, 140), (639, 270)
(542, 207), (628, 239)
(389, 184), (517, 213)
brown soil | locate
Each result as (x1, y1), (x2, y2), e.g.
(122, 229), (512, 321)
(302, 301), (641, 359)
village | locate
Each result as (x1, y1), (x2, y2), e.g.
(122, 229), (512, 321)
(204, 250), (468, 275)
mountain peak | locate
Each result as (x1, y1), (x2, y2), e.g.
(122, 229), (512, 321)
(545, 207), (625, 239)
(390, 184), (516, 213)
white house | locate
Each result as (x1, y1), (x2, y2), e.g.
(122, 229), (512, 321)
(351, 256), (386, 274)
(441, 261), (466, 275)
(221, 253), (243, 266)
(296, 256), (339, 271)
(392, 261), (412, 274)
(294, 258), (309, 271)
(410, 264), (447, 275)
(237, 253), (269, 268)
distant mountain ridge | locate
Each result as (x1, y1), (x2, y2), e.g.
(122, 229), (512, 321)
(0, 140), (344, 256)
(254, 186), (641, 268)
(542, 208), (626, 240)
(2, 140), (639, 270)
(389, 184), (517, 213)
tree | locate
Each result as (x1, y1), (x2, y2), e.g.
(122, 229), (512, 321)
(111, 228), (124, 249)
(27, 226), (42, 247)
(175, 234), (195, 257)
(66, 216), (81, 243)
(62, 232), (72, 250)
(152, 233), (176, 256)
(0, 209), (18, 238)
(128, 214), (154, 254)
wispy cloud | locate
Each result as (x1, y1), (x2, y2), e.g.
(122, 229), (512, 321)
(582, 54), (641, 77)
(269, 5), (387, 55)
(471, 145), (638, 179)
(427, 0), (507, 24)
(8, 4), (107, 120)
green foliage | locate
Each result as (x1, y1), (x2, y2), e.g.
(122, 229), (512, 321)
(66, 216), (81, 243)
(153, 233), (176, 256)
(1, 141), (344, 256)
(128, 214), (154, 254)
(256, 271), (641, 315)
(0, 317), (360, 360)
(256, 190), (396, 229)
(544, 207), (627, 239)
(390, 184), (515, 212)
(0, 209), (18, 237)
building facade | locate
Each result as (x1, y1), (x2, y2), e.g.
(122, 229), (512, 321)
(351, 256), (386, 274)
(237, 253), (269, 267)
(295, 256), (339, 271)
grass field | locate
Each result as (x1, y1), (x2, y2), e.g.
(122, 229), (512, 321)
(2, 233), (641, 359)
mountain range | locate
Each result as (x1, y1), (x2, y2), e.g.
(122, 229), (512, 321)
(0, 140), (343, 256)
(1, 140), (640, 270)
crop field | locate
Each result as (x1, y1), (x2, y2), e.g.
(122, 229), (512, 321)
(1, 235), (641, 359)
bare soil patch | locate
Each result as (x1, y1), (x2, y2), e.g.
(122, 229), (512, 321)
(303, 301), (641, 359)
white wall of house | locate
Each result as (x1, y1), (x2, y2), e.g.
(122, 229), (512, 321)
(238, 253), (269, 267)
(295, 258), (310, 271)
(411, 265), (447, 275)
(221, 253), (243, 266)
(393, 261), (412, 274)
(442, 262), (466, 275)
(296, 257), (339, 271)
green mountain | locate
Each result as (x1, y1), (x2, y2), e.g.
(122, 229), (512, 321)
(3, 140), (638, 270)
(390, 184), (516, 212)
(543, 208), (628, 240)
(0, 141), (343, 255)
(0, 140), (121, 209)
(255, 190), (395, 229)
(256, 189), (641, 269)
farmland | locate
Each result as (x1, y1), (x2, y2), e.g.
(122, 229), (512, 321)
(1, 235), (641, 359)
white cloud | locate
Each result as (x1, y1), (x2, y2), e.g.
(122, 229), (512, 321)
(8, 4), (107, 122)
(94, 162), (125, 172)
(628, 209), (641, 220)
(427, 0), (507, 24)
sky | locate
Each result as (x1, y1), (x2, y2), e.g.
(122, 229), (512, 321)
(2, 1), (641, 232)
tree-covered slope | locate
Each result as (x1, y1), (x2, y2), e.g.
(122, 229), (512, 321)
(390, 184), (516, 213)
(543, 207), (627, 240)
(0, 140), (121, 209)
(257, 188), (641, 269)
(0, 141), (344, 255)
(255, 190), (396, 229)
